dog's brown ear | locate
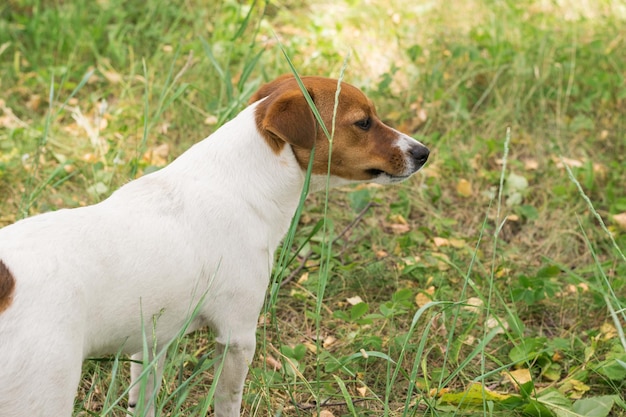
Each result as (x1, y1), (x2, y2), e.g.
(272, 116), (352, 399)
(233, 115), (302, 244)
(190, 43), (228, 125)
(249, 74), (294, 104)
(256, 88), (317, 151)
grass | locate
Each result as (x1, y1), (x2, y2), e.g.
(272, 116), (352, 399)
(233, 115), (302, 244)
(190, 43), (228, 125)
(1, 0), (625, 416)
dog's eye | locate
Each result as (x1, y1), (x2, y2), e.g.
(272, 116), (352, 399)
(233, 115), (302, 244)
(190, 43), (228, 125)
(354, 118), (371, 131)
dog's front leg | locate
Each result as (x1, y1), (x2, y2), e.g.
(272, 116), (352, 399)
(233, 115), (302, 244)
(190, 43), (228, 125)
(213, 329), (257, 417)
(126, 350), (166, 417)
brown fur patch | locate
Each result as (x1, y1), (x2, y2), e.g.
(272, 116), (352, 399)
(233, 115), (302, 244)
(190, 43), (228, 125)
(0, 259), (16, 313)
(251, 75), (416, 181)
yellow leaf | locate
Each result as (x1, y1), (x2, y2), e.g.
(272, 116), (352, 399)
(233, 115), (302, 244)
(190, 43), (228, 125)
(612, 212), (626, 231)
(356, 386), (367, 397)
(142, 144), (170, 166)
(433, 237), (449, 247)
(323, 335), (337, 348)
(304, 341), (317, 353)
(600, 322), (618, 340)
(449, 238), (465, 248)
(415, 292), (432, 308)
(456, 179), (473, 197)
(503, 368), (532, 389)
(560, 379), (590, 399)
(297, 272), (309, 284)
(439, 383), (511, 406)
(431, 252), (450, 271)
(389, 214), (408, 224)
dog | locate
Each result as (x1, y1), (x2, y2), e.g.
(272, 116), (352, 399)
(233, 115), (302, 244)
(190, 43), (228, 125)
(0, 75), (429, 417)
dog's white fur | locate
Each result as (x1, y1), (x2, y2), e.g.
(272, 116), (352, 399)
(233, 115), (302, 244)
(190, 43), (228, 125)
(0, 75), (429, 417)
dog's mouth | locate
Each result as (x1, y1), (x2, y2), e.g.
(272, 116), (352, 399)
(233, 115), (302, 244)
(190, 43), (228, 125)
(365, 168), (410, 182)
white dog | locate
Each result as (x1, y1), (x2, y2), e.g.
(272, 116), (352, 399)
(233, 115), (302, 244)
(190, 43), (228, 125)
(0, 75), (429, 417)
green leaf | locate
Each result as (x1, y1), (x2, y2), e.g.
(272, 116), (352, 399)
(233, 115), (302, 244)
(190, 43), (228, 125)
(348, 188), (371, 212)
(516, 204), (539, 220)
(350, 302), (369, 321)
(536, 389), (574, 417)
(509, 337), (547, 363)
(519, 379), (535, 399)
(506, 172), (529, 193)
(572, 396), (616, 417)
(595, 355), (626, 381)
(522, 399), (556, 417)
(537, 265), (561, 278)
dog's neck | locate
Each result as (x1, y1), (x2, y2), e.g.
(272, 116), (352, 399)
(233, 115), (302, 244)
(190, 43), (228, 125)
(162, 103), (308, 249)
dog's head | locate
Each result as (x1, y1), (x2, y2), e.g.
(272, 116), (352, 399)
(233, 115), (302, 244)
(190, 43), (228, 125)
(250, 75), (429, 186)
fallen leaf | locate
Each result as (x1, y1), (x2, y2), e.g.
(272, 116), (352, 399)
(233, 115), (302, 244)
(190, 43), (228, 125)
(346, 295), (363, 305)
(387, 222), (411, 234)
(462, 297), (483, 314)
(389, 214), (408, 224)
(415, 286), (435, 307)
(554, 155), (583, 168)
(204, 115), (218, 125)
(316, 411), (335, 417)
(612, 212), (626, 230)
(82, 153), (99, 163)
(431, 252), (450, 271)
(375, 249), (388, 259)
(323, 335), (337, 348)
(439, 383), (511, 406)
(560, 379), (590, 399)
(102, 69), (122, 84)
(402, 256), (421, 266)
(433, 237), (449, 247)
(496, 268), (511, 278)
(262, 354), (282, 370)
(486, 316), (507, 333)
(415, 292), (431, 308)
(143, 143), (170, 166)
(297, 272), (309, 284)
(593, 162), (607, 179)
(503, 368), (532, 389)
(356, 386), (367, 397)
(26, 94), (42, 111)
(304, 341), (317, 353)
(449, 238), (465, 248)
(456, 179), (473, 197)
(523, 159), (539, 170)
(463, 334), (476, 345)
(600, 322), (618, 341)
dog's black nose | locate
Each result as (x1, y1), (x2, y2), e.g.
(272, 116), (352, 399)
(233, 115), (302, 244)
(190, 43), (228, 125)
(410, 145), (430, 168)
